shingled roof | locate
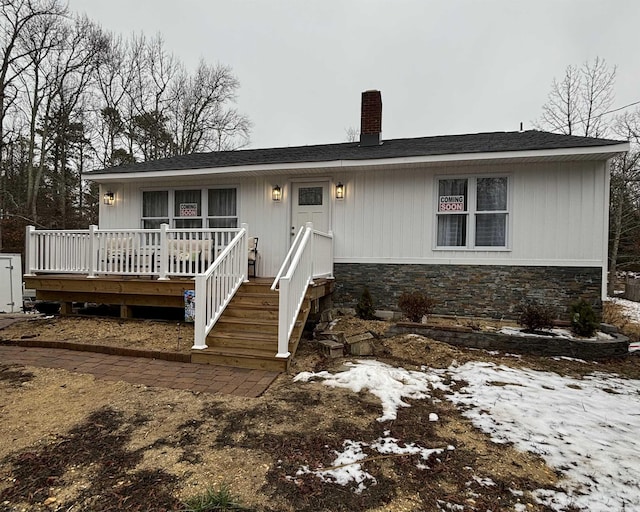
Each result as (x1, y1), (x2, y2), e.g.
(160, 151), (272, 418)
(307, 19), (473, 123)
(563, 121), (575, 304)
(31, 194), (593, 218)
(87, 130), (626, 175)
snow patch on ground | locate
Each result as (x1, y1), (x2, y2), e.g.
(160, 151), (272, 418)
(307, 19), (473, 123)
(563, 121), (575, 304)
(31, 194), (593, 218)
(498, 326), (613, 340)
(294, 433), (451, 493)
(444, 361), (640, 511)
(606, 297), (640, 352)
(294, 360), (445, 421)
(607, 296), (640, 322)
(294, 359), (640, 510)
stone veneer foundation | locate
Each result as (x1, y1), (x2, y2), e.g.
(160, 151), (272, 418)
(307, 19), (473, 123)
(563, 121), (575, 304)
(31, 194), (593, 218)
(333, 264), (603, 320)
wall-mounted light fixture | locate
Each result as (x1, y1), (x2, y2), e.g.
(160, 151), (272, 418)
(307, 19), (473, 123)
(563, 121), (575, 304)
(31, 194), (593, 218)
(272, 185), (282, 202)
(103, 191), (115, 206)
(335, 182), (345, 200)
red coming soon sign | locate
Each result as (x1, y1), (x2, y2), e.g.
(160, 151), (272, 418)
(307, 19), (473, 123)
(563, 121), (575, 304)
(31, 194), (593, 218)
(439, 195), (465, 212)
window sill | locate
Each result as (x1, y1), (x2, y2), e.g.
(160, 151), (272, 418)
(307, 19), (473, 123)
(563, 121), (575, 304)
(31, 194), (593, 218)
(433, 246), (511, 252)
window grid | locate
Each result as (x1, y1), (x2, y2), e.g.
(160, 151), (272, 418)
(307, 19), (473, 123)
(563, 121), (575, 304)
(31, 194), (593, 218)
(141, 187), (238, 229)
(436, 176), (509, 249)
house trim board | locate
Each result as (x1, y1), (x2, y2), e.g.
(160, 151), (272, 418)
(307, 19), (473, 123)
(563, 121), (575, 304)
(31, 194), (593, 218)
(333, 257), (604, 266)
(86, 143), (629, 183)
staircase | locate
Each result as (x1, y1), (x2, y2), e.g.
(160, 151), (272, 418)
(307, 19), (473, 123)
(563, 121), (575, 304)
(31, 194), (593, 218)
(191, 279), (310, 372)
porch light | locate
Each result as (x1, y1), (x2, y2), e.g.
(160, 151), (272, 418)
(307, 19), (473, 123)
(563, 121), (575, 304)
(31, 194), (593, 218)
(103, 191), (115, 206)
(272, 185), (281, 202)
(335, 182), (345, 200)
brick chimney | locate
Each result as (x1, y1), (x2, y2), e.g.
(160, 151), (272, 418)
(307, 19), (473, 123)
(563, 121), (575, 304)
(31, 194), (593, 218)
(360, 90), (382, 146)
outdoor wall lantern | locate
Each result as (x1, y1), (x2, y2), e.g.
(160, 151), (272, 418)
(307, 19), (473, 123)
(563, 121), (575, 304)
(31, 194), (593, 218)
(335, 182), (345, 200)
(272, 185), (282, 202)
(103, 191), (115, 206)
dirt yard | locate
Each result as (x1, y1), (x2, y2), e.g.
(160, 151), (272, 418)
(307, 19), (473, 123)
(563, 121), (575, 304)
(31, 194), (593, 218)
(0, 307), (638, 511)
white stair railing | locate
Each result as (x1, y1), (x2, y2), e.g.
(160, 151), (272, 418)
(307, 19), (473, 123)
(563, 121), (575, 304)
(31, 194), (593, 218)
(193, 224), (249, 349)
(272, 222), (334, 359)
(311, 229), (334, 279)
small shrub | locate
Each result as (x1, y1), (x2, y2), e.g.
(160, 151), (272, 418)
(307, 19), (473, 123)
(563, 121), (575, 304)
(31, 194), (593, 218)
(570, 299), (598, 337)
(517, 300), (556, 332)
(182, 483), (247, 511)
(398, 291), (436, 323)
(355, 287), (377, 320)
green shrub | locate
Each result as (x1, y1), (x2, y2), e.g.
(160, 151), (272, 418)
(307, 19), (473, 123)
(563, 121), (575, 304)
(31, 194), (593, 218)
(517, 300), (556, 332)
(570, 299), (598, 337)
(182, 483), (247, 511)
(355, 287), (377, 320)
(398, 291), (436, 323)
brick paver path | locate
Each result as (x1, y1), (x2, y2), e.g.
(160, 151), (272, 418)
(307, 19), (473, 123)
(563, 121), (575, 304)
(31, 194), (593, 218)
(0, 345), (279, 398)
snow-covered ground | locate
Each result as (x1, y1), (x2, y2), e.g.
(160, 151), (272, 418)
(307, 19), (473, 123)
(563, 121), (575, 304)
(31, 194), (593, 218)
(445, 361), (640, 511)
(295, 358), (640, 511)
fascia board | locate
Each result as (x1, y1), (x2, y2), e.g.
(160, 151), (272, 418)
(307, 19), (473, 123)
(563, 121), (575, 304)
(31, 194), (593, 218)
(87, 142), (630, 182)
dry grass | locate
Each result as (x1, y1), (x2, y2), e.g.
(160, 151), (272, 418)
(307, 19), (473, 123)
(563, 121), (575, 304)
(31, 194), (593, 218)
(1, 306), (639, 511)
(603, 301), (640, 342)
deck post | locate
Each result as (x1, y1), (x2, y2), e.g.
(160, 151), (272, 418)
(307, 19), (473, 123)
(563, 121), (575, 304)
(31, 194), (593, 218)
(276, 276), (291, 359)
(24, 225), (36, 276)
(193, 273), (208, 349)
(241, 223), (249, 283)
(87, 225), (97, 278)
(306, 222), (315, 285)
(158, 223), (169, 280)
(327, 230), (334, 279)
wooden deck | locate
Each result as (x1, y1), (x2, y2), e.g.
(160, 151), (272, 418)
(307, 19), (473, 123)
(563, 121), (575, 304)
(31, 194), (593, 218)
(23, 274), (196, 317)
(23, 274), (335, 371)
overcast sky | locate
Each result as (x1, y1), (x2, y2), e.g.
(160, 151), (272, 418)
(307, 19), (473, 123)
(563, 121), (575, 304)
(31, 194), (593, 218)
(68, 0), (640, 149)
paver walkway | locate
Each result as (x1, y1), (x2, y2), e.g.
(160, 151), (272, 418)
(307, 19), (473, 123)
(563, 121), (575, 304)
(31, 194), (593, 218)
(0, 345), (279, 398)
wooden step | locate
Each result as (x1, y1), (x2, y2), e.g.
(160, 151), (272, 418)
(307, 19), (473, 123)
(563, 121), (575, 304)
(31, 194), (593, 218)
(206, 329), (276, 344)
(231, 293), (279, 307)
(222, 305), (278, 320)
(205, 334), (277, 351)
(237, 282), (275, 294)
(215, 317), (284, 335)
(192, 347), (288, 372)
(191, 280), (312, 372)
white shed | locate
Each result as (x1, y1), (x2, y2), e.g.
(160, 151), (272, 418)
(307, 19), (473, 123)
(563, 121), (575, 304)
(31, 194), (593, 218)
(0, 253), (23, 313)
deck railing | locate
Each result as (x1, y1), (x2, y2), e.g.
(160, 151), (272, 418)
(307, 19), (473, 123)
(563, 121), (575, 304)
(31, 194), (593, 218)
(25, 224), (241, 279)
(193, 224), (249, 349)
(272, 223), (334, 358)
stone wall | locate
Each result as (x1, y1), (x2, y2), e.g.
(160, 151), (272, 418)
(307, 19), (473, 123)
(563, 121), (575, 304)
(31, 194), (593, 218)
(333, 264), (602, 320)
(387, 323), (629, 360)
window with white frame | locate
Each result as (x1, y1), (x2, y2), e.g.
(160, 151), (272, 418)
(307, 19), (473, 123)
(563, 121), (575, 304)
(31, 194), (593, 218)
(436, 176), (509, 248)
(141, 187), (238, 229)
(207, 188), (237, 228)
(142, 191), (169, 228)
(174, 189), (202, 228)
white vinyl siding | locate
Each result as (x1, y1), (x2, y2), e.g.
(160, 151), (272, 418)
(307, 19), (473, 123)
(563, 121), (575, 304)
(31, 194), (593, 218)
(332, 161), (607, 265)
(98, 159), (609, 274)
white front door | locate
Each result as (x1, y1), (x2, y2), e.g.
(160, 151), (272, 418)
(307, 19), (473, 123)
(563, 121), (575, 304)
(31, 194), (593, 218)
(291, 181), (330, 239)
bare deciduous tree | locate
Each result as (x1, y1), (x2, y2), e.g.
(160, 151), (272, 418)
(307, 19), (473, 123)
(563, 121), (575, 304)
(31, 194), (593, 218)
(536, 57), (640, 295)
(537, 57), (616, 137)
(0, 2), (252, 249)
(608, 112), (640, 293)
(345, 126), (359, 143)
